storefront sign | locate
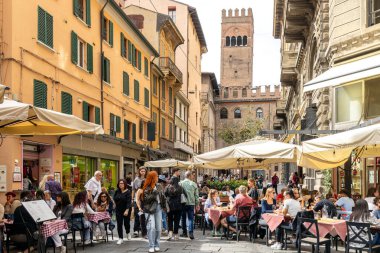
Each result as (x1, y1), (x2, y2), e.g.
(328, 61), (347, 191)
(14, 166), (21, 173)
(13, 172), (21, 182)
(40, 158), (51, 167)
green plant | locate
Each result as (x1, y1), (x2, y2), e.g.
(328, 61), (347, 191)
(322, 169), (332, 192)
(218, 118), (263, 145)
(207, 180), (248, 191)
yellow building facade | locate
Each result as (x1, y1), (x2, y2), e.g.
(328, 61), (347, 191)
(0, 0), (158, 196)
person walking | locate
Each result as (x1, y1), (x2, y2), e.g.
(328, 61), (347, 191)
(84, 171), (103, 209)
(180, 171), (199, 240)
(45, 174), (62, 200)
(142, 171), (165, 253)
(271, 173), (279, 194)
(164, 176), (183, 241)
(114, 179), (132, 244)
(133, 166), (147, 237)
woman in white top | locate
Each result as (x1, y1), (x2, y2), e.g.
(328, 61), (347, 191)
(72, 191), (95, 245)
(365, 187), (378, 211)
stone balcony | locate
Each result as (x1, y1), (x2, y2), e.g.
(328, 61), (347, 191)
(284, 0), (315, 42)
(174, 140), (193, 155)
(276, 99), (287, 118)
(159, 57), (183, 85)
(280, 43), (298, 87)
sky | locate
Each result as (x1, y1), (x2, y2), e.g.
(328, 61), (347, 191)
(180, 0), (281, 87)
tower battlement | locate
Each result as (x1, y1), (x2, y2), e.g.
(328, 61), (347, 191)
(216, 85), (281, 100)
(222, 8), (253, 18)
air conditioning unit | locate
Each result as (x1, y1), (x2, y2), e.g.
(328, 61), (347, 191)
(23, 144), (38, 152)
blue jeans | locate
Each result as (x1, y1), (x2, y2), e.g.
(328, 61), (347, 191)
(162, 211), (167, 231)
(184, 205), (195, 234)
(145, 205), (162, 248)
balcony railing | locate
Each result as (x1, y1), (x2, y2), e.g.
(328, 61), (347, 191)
(369, 8), (380, 26)
(159, 57), (183, 84)
(174, 140), (193, 154)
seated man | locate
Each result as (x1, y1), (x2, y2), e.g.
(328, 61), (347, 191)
(220, 185), (253, 234)
(4, 191), (21, 220)
(313, 194), (337, 218)
(335, 189), (355, 220)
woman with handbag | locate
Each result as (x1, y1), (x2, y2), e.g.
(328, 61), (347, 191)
(164, 176), (184, 241)
(142, 171), (165, 253)
(114, 179), (132, 244)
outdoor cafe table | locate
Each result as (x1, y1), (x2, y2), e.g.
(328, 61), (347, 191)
(87, 212), (111, 224)
(41, 219), (68, 238)
(262, 213), (292, 232)
(208, 207), (234, 225)
(306, 218), (347, 240)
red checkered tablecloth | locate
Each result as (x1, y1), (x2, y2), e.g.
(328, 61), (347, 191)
(41, 219), (68, 238)
(87, 212), (111, 224)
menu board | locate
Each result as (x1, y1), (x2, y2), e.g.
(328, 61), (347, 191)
(22, 200), (56, 223)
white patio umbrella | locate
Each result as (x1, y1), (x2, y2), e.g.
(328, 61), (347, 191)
(193, 139), (300, 169)
(298, 123), (380, 169)
(144, 159), (192, 169)
(0, 99), (104, 135)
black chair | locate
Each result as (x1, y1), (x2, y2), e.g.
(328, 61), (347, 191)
(70, 213), (93, 252)
(282, 210), (314, 250)
(297, 217), (331, 253)
(195, 201), (208, 235)
(346, 221), (380, 253)
(5, 222), (38, 253)
(226, 206), (252, 241)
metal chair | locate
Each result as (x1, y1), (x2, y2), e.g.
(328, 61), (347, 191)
(227, 206), (252, 242)
(297, 217), (331, 253)
(70, 213), (93, 252)
(346, 221), (380, 253)
(5, 222), (38, 253)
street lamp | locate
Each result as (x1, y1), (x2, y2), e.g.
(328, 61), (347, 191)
(0, 84), (10, 104)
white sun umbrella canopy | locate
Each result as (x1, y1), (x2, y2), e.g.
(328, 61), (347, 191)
(193, 139), (300, 169)
(0, 99), (104, 135)
(144, 159), (192, 169)
(299, 123), (380, 169)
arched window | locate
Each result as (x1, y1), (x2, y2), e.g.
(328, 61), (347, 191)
(237, 36), (242, 46)
(231, 36), (236, 46)
(243, 36), (248, 46)
(242, 88), (247, 97)
(220, 108), (228, 119)
(233, 89), (238, 98)
(234, 108), (241, 119)
(226, 36), (230, 47)
(224, 87), (229, 98)
(256, 108), (263, 119)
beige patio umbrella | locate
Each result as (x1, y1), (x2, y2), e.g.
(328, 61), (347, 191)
(193, 139), (300, 169)
(0, 99), (104, 135)
(298, 123), (380, 169)
(144, 159), (192, 168)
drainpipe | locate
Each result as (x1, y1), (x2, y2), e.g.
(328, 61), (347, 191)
(158, 76), (162, 151)
(100, 0), (109, 128)
(186, 11), (190, 158)
(150, 57), (156, 149)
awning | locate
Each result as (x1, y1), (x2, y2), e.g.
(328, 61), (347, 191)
(304, 54), (380, 92)
(144, 159), (192, 168)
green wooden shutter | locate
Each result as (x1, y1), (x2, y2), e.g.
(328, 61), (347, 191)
(103, 57), (110, 83)
(161, 118), (166, 137)
(123, 72), (129, 96)
(134, 80), (139, 102)
(33, 80), (47, 108)
(116, 116), (121, 133)
(71, 31), (78, 64)
(45, 12), (54, 48)
(73, 0), (79, 16)
(120, 33), (126, 57)
(132, 44), (136, 67)
(137, 51), (141, 71)
(106, 58), (110, 83)
(144, 88), (149, 108)
(132, 123), (136, 142)
(86, 0), (91, 26)
(139, 120), (143, 139)
(128, 40), (132, 62)
(38, 7), (45, 43)
(124, 120), (130, 140)
(95, 106), (100, 124)
(82, 101), (89, 121)
(144, 57), (149, 76)
(61, 92), (72, 114)
(87, 43), (93, 73)
(162, 81), (166, 99)
(109, 20), (113, 46)
(169, 87), (173, 106)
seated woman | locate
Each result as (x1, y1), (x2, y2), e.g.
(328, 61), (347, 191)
(349, 199), (380, 248)
(204, 189), (221, 233)
(373, 197), (380, 219)
(199, 186), (209, 199)
(94, 191), (110, 239)
(72, 191), (95, 245)
(261, 187), (276, 214)
(220, 186), (253, 235)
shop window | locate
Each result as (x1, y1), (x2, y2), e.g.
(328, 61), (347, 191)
(335, 82), (362, 123)
(365, 77), (380, 119)
(256, 108), (263, 119)
(231, 36), (236, 46)
(226, 36), (230, 47)
(237, 36), (242, 46)
(243, 36), (247, 46)
(234, 108), (241, 119)
(368, 0), (380, 26)
(102, 17), (113, 46)
(220, 108), (228, 119)
(100, 159), (118, 189)
(73, 0), (91, 26)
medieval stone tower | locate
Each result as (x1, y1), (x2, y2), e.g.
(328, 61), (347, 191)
(220, 8), (253, 87)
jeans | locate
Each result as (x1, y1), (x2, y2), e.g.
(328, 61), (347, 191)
(183, 205), (195, 234)
(145, 205), (162, 248)
(116, 209), (131, 239)
(133, 202), (141, 233)
(167, 210), (181, 234)
(49, 229), (68, 247)
(72, 218), (91, 240)
(162, 211), (168, 231)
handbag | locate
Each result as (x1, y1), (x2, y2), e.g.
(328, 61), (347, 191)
(181, 193), (187, 204)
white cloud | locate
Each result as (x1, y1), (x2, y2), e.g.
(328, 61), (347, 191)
(179, 0), (281, 86)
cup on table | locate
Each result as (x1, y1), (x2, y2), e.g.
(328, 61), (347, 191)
(333, 216), (338, 220)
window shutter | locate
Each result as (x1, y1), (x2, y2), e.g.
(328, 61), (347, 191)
(61, 92), (72, 114)
(73, 0), (80, 17)
(45, 12), (54, 48)
(116, 116), (121, 133)
(139, 120), (143, 139)
(123, 72), (129, 96)
(38, 7), (45, 43)
(128, 40), (132, 62)
(132, 123), (136, 142)
(86, 0), (91, 26)
(33, 80), (47, 109)
(132, 44), (136, 67)
(124, 120), (130, 140)
(137, 51), (141, 70)
(144, 57), (149, 76)
(106, 58), (110, 83)
(120, 33), (126, 57)
(71, 31), (78, 64)
(109, 20), (113, 46)
(134, 80), (139, 102)
(144, 88), (149, 108)
(169, 87), (173, 106)
(95, 106), (100, 124)
(87, 43), (93, 73)
(82, 101), (89, 121)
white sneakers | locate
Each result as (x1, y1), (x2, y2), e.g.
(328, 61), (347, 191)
(84, 240), (91, 245)
(154, 247), (160, 252)
(148, 247), (160, 252)
(149, 248), (155, 253)
(270, 242), (283, 250)
(127, 233), (132, 240)
(116, 239), (123, 245)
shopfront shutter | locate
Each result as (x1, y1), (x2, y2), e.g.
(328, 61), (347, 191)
(33, 80), (47, 109)
(95, 106), (100, 124)
(71, 31), (78, 64)
(82, 101), (89, 121)
(61, 92), (72, 114)
(86, 0), (91, 26)
(87, 43), (93, 73)
(109, 20), (113, 46)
